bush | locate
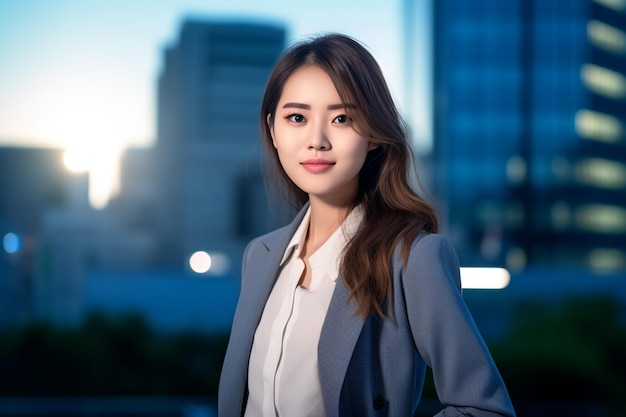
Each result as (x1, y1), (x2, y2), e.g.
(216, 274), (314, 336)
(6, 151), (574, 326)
(0, 312), (229, 397)
(491, 296), (626, 417)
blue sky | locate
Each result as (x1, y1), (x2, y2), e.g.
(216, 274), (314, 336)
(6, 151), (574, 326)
(0, 0), (430, 146)
(0, 0), (430, 206)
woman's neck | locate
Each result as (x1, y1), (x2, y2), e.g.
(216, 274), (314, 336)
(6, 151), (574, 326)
(305, 196), (352, 254)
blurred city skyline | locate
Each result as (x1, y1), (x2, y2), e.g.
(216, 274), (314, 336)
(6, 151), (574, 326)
(0, 1), (431, 208)
(1, 4), (625, 413)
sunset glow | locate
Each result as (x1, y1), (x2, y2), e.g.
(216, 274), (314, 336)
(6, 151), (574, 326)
(0, 1), (420, 209)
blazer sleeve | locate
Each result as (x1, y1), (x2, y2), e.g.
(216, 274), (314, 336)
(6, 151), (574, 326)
(217, 236), (263, 417)
(401, 233), (516, 417)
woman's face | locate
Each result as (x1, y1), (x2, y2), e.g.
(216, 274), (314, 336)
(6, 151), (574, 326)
(269, 65), (375, 205)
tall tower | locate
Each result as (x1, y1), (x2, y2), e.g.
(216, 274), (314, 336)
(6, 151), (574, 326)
(433, 0), (626, 271)
(155, 19), (286, 267)
(0, 147), (89, 325)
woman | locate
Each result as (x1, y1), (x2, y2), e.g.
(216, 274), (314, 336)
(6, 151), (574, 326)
(219, 33), (515, 417)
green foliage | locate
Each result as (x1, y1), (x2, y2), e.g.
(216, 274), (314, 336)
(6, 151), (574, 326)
(2, 296), (625, 416)
(491, 296), (626, 416)
(0, 312), (229, 396)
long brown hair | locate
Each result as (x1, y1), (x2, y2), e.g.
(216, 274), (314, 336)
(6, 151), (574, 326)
(260, 33), (439, 317)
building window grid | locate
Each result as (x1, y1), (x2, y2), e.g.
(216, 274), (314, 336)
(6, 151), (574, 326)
(438, 0), (626, 268)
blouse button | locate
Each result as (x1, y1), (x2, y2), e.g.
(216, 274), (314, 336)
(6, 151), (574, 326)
(373, 395), (385, 410)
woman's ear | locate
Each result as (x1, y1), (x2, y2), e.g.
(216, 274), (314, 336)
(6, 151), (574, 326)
(267, 113), (277, 148)
(368, 141), (379, 151)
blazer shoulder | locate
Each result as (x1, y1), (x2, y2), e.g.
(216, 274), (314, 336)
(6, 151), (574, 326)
(405, 232), (459, 264)
(395, 231), (462, 289)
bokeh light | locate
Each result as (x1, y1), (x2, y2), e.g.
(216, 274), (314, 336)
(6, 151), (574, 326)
(188, 251), (230, 275)
(189, 251), (212, 274)
(460, 267), (511, 290)
(2, 232), (19, 254)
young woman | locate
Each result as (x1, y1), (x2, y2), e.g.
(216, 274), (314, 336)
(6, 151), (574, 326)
(219, 34), (515, 417)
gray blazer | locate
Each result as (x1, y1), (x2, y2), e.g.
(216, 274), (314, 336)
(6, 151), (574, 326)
(218, 206), (516, 417)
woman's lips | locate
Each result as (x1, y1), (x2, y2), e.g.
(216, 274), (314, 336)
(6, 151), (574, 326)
(301, 159), (335, 173)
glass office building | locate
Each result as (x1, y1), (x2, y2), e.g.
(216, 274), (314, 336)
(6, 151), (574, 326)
(433, 0), (626, 271)
(154, 20), (286, 265)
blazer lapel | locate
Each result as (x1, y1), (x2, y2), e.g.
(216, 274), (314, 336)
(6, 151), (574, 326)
(225, 202), (365, 416)
(318, 278), (366, 416)
(221, 205), (308, 416)
(236, 205), (309, 350)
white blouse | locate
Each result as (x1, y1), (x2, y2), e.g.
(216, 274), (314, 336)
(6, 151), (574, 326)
(244, 206), (363, 417)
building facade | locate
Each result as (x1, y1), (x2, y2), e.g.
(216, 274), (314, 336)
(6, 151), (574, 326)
(153, 19), (286, 269)
(0, 147), (88, 325)
(433, 0), (626, 271)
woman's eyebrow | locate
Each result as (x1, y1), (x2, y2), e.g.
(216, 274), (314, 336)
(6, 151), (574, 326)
(328, 103), (355, 110)
(281, 102), (355, 110)
(282, 102), (310, 109)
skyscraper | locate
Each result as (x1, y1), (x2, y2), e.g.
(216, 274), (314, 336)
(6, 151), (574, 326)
(0, 147), (89, 325)
(154, 19), (286, 267)
(433, 0), (626, 271)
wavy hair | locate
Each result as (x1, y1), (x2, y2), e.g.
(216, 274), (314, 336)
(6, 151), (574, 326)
(260, 33), (439, 317)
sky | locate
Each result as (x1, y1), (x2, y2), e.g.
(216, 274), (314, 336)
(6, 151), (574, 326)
(0, 0), (430, 207)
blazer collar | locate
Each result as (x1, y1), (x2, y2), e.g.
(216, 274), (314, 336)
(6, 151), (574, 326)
(238, 202), (366, 416)
(266, 203), (366, 415)
(242, 204), (310, 334)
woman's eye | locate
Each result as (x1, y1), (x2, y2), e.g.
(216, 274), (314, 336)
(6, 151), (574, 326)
(333, 114), (350, 124)
(287, 114), (305, 123)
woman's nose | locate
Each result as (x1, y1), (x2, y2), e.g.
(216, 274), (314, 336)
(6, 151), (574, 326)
(307, 125), (331, 150)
